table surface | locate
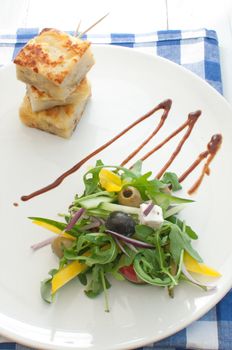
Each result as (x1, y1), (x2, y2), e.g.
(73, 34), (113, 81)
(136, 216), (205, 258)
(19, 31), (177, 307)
(0, 0), (232, 105)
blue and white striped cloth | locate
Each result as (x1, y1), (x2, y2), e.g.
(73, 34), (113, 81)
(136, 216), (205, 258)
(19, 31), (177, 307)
(0, 28), (230, 350)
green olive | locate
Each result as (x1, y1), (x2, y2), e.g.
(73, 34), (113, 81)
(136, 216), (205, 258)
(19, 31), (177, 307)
(51, 236), (74, 258)
(118, 186), (142, 207)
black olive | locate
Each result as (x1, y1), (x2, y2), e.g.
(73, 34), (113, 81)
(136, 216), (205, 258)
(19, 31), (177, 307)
(105, 211), (135, 236)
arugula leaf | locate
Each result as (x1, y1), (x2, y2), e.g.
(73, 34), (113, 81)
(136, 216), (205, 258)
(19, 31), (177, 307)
(41, 278), (53, 303)
(161, 172), (182, 191)
(154, 233), (178, 286)
(78, 273), (88, 286)
(133, 250), (172, 286)
(85, 265), (103, 298)
(129, 172), (164, 200)
(83, 160), (104, 195)
(130, 160), (143, 177)
(135, 225), (154, 241)
(169, 224), (202, 263)
(168, 216), (198, 240)
(64, 233), (118, 266)
(100, 268), (110, 312)
(169, 226), (183, 264)
(110, 250), (136, 280)
(40, 269), (58, 303)
(84, 265), (111, 300)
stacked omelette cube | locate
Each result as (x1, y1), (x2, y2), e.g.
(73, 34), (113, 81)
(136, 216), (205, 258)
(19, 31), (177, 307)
(14, 28), (95, 138)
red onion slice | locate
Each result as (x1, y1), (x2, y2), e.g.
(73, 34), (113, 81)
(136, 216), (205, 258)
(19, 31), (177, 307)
(124, 242), (139, 253)
(182, 263), (217, 291)
(114, 237), (130, 257)
(64, 208), (85, 232)
(105, 229), (154, 248)
(79, 216), (105, 232)
(31, 236), (55, 251)
(143, 202), (154, 216)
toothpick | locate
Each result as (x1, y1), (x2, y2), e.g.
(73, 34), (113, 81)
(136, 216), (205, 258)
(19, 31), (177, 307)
(78, 12), (109, 38)
(74, 20), (81, 37)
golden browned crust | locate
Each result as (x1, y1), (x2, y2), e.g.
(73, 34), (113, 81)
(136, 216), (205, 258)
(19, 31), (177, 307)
(19, 79), (91, 138)
(14, 28), (91, 84)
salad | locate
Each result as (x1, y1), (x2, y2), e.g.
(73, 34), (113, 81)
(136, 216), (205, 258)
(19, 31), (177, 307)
(31, 160), (220, 311)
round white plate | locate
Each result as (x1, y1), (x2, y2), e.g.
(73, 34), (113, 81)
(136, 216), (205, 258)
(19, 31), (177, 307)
(0, 45), (232, 350)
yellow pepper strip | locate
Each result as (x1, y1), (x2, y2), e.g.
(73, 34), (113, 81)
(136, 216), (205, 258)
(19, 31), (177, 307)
(99, 168), (122, 192)
(52, 250), (91, 294)
(32, 220), (75, 240)
(184, 252), (221, 277)
(51, 260), (87, 294)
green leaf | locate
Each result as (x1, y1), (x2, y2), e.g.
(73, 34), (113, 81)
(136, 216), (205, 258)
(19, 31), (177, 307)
(40, 269), (58, 303)
(83, 160), (106, 195)
(78, 273), (88, 286)
(40, 278), (53, 303)
(135, 225), (154, 241)
(129, 172), (164, 200)
(66, 233), (118, 266)
(96, 159), (104, 167)
(161, 172), (182, 191)
(85, 265), (102, 298)
(133, 251), (172, 286)
(100, 269), (110, 312)
(83, 161), (140, 195)
(169, 224), (202, 263)
(169, 226), (184, 264)
(84, 264), (111, 300)
(130, 160), (143, 177)
(168, 216), (198, 240)
(111, 250), (136, 279)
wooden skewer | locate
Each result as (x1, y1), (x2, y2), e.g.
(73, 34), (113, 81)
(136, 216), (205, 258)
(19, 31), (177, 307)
(78, 12), (109, 38)
(74, 20), (82, 37)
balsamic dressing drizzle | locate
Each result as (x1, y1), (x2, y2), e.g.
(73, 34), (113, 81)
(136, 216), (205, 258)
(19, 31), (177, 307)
(21, 99), (171, 201)
(179, 134), (222, 194)
(20, 100), (222, 201)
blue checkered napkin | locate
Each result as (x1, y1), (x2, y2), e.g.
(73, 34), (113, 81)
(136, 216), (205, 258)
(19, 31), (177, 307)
(0, 28), (222, 94)
(0, 28), (229, 350)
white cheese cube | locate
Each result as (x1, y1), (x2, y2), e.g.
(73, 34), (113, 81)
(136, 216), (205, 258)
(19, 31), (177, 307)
(139, 203), (164, 229)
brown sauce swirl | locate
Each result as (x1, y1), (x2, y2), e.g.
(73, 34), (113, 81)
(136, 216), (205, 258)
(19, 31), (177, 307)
(179, 134), (222, 195)
(20, 100), (222, 201)
(21, 99), (172, 201)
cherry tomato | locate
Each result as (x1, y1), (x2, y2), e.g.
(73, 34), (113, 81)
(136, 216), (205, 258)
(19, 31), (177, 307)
(119, 265), (144, 284)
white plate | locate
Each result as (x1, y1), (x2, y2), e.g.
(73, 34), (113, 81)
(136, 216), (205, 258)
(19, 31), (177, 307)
(0, 45), (232, 350)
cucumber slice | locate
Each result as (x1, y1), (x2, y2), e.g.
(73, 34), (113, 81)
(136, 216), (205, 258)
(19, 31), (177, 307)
(100, 202), (140, 215)
(76, 191), (114, 202)
(164, 204), (186, 219)
(78, 196), (114, 209)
